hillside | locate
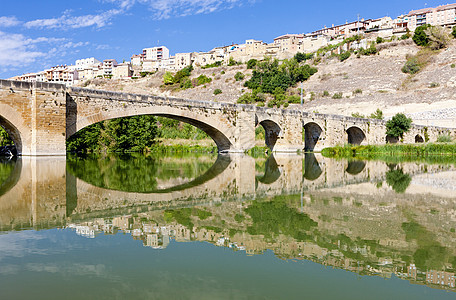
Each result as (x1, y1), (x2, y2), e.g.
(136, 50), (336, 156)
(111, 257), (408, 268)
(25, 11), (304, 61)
(78, 39), (456, 128)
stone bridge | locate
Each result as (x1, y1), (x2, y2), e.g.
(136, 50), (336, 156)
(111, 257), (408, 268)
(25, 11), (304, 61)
(1, 79), (455, 155)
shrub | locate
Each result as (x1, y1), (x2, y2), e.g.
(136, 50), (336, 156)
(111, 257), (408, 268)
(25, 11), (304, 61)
(453, 26), (456, 38)
(400, 33), (411, 40)
(287, 95), (301, 104)
(221, 70), (225, 74)
(332, 92), (343, 99)
(234, 72), (245, 81)
(451, 64), (456, 68)
(322, 90), (330, 97)
(247, 59), (257, 69)
(353, 88), (362, 95)
(294, 52), (313, 63)
(413, 24), (431, 46)
(201, 61), (222, 69)
(437, 134), (452, 143)
(376, 37), (384, 44)
(163, 72), (174, 85)
(402, 58), (420, 74)
(339, 51), (351, 62)
(228, 57), (240, 66)
(386, 113), (412, 138)
(369, 108), (384, 120)
(213, 89), (222, 95)
(429, 82), (440, 88)
(195, 74), (212, 86)
(351, 112), (365, 118)
(425, 25), (451, 50)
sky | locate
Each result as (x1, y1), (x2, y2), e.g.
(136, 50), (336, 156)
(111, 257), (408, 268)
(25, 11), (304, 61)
(0, 0), (449, 78)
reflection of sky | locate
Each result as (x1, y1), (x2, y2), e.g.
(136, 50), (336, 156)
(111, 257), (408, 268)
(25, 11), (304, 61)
(0, 229), (455, 300)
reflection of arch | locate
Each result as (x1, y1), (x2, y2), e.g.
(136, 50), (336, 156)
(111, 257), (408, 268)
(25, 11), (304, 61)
(303, 153), (322, 181)
(0, 158), (21, 197)
(68, 154), (232, 194)
(304, 122), (323, 151)
(415, 135), (424, 143)
(69, 109), (233, 152)
(346, 126), (366, 145)
(256, 155), (281, 184)
(259, 120), (281, 151)
(386, 135), (399, 144)
(345, 160), (366, 175)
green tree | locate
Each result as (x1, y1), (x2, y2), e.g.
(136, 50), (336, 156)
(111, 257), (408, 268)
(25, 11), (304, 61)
(369, 108), (384, 120)
(163, 72), (174, 85)
(247, 59), (257, 69)
(0, 127), (13, 147)
(412, 24), (431, 46)
(386, 113), (412, 139)
(234, 72), (245, 81)
(452, 26), (456, 38)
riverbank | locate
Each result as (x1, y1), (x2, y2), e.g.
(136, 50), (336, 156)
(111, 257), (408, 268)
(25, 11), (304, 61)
(321, 143), (456, 164)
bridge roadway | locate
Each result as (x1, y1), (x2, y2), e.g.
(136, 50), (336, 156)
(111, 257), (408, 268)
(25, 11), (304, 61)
(1, 80), (455, 156)
(0, 154), (453, 230)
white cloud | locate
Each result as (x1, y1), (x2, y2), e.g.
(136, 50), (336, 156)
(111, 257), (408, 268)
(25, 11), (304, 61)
(108, 0), (252, 20)
(24, 9), (123, 30)
(0, 31), (88, 69)
(0, 16), (20, 27)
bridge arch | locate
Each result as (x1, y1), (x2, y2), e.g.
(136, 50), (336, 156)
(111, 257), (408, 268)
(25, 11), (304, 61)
(0, 104), (30, 155)
(303, 122), (323, 151)
(415, 134), (424, 143)
(258, 120), (282, 151)
(346, 126), (366, 145)
(69, 107), (235, 152)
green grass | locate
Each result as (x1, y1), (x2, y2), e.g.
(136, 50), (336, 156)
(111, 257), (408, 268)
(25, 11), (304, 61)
(321, 143), (456, 165)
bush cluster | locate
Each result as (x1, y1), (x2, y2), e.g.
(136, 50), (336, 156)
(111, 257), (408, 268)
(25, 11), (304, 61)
(234, 72), (245, 81)
(201, 61), (223, 69)
(386, 113), (412, 139)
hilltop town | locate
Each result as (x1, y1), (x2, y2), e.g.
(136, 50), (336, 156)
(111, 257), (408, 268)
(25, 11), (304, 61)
(11, 3), (456, 126)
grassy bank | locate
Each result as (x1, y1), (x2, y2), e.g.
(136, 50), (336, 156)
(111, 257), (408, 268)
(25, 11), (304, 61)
(321, 143), (456, 164)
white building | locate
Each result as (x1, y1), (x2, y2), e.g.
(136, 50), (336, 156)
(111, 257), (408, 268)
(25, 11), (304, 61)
(142, 46), (170, 61)
(75, 57), (101, 70)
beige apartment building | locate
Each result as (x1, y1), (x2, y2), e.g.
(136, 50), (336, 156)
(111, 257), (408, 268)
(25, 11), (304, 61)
(112, 63), (132, 79)
(407, 3), (456, 31)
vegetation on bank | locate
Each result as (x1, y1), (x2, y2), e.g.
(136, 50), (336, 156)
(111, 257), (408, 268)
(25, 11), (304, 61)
(321, 143), (456, 164)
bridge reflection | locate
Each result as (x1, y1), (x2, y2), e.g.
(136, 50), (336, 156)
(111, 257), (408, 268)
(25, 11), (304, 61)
(0, 153), (454, 231)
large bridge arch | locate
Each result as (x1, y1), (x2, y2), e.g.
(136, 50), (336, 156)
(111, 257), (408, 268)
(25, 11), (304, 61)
(68, 106), (236, 152)
(0, 104), (30, 155)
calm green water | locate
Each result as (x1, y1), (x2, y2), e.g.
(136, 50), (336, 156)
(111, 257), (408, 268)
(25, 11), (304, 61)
(1, 153), (456, 299)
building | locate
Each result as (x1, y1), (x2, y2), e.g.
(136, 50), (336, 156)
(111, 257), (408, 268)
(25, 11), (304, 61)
(142, 46), (170, 61)
(130, 54), (144, 66)
(75, 57), (101, 70)
(174, 52), (195, 69)
(112, 63), (132, 79)
(407, 3), (456, 31)
(102, 59), (118, 76)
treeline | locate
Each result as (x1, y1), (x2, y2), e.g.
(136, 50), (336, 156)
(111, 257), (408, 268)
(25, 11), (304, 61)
(66, 115), (209, 153)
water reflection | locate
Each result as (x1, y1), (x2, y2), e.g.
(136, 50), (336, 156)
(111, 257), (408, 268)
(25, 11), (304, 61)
(1, 153), (456, 295)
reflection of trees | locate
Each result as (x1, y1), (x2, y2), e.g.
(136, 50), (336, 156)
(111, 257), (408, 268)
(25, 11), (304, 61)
(0, 158), (18, 196)
(67, 153), (216, 193)
(386, 167), (412, 193)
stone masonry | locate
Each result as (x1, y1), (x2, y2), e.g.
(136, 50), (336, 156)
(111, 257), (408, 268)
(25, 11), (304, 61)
(1, 79), (455, 156)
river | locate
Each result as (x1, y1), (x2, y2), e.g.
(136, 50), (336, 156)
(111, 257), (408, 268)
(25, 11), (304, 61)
(0, 153), (455, 299)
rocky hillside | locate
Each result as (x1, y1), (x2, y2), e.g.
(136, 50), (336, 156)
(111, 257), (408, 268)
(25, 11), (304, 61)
(78, 39), (456, 128)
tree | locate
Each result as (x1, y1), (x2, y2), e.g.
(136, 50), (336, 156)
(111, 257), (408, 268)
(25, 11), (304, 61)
(247, 59), (257, 69)
(425, 26), (451, 50)
(412, 24), (431, 46)
(163, 72), (174, 85)
(452, 26), (456, 39)
(0, 126), (13, 147)
(386, 113), (412, 139)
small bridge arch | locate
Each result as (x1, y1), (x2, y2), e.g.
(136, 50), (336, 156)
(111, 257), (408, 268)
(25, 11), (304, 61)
(346, 126), (366, 145)
(0, 104), (29, 155)
(304, 122), (323, 151)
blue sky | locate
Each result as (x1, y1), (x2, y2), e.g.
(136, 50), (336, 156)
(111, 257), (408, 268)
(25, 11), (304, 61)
(0, 0), (447, 78)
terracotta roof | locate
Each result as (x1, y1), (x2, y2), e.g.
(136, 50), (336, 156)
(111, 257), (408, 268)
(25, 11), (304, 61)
(273, 34), (304, 40)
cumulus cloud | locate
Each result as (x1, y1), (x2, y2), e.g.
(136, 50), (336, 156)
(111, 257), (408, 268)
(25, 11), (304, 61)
(0, 31), (87, 69)
(24, 9), (123, 30)
(0, 16), (20, 27)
